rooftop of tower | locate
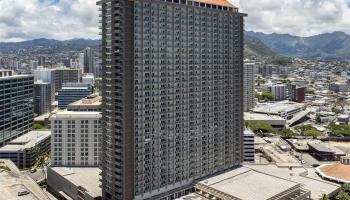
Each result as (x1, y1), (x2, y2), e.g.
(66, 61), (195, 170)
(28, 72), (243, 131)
(193, 0), (237, 8)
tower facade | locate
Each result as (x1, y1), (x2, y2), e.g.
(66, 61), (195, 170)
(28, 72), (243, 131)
(84, 47), (94, 74)
(98, 0), (246, 199)
(243, 61), (256, 111)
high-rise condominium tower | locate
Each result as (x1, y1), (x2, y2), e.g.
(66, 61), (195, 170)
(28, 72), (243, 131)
(98, 0), (246, 199)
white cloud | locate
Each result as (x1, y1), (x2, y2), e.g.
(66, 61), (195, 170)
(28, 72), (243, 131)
(235, 0), (350, 36)
(0, 0), (99, 42)
(0, 0), (349, 41)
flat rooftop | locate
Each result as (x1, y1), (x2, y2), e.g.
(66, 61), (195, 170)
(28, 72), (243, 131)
(68, 94), (101, 107)
(247, 164), (340, 199)
(49, 167), (101, 198)
(252, 101), (304, 115)
(244, 112), (285, 121)
(0, 131), (51, 152)
(308, 142), (345, 155)
(193, 0), (236, 8)
(51, 110), (101, 119)
(197, 167), (300, 200)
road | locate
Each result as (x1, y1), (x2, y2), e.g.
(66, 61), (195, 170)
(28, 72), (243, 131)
(25, 167), (46, 183)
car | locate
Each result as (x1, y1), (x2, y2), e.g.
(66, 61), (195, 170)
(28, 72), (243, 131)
(18, 190), (30, 196)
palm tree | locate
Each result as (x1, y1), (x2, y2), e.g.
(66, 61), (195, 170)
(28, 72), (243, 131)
(320, 194), (329, 200)
(34, 146), (49, 183)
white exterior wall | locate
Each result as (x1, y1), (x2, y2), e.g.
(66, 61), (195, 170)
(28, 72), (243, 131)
(51, 111), (102, 167)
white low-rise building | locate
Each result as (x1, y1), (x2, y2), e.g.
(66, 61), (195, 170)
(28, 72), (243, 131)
(50, 111), (101, 167)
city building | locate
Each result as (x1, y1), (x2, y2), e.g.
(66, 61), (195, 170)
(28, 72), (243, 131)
(63, 58), (72, 68)
(179, 164), (340, 200)
(244, 61), (256, 111)
(83, 47), (94, 74)
(30, 60), (39, 70)
(47, 167), (101, 200)
(244, 112), (286, 130)
(57, 82), (93, 109)
(258, 64), (274, 76)
(50, 111), (101, 167)
(252, 101), (305, 119)
(97, 0), (246, 199)
(243, 129), (255, 163)
(79, 52), (85, 70)
(0, 159), (51, 200)
(38, 55), (46, 67)
(82, 73), (95, 87)
(0, 69), (13, 77)
(0, 74), (34, 147)
(34, 80), (53, 115)
(289, 85), (305, 103)
(308, 143), (345, 161)
(67, 94), (102, 112)
(53, 68), (81, 91)
(337, 114), (349, 124)
(269, 84), (287, 101)
(0, 131), (51, 169)
(329, 82), (348, 93)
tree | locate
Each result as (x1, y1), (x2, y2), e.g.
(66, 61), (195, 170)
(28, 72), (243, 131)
(262, 90), (274, 101)
(247, 121), (276, 134)
(332, 107), (341, 114)
(303, 129), (324, 137)
(278, 128), (296, 137)
(336, 191), (350, 200)
(341, 183), (350, 194)
(316, 114), (322, 123)
(321, 194), (330, 200)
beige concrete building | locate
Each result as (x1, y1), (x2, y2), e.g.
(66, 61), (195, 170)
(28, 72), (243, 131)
(50, 111), (101, 167)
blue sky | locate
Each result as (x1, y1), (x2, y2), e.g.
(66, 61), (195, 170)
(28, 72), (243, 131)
(0, 0), (350, 42)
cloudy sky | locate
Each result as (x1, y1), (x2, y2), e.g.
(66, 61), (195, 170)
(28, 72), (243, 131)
(0, 0), (350, 42)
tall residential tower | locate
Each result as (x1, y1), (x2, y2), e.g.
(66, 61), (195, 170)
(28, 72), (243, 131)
(98, 0), (246, 199)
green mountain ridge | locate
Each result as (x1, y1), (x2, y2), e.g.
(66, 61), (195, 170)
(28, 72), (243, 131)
(246, 31), (350, 59)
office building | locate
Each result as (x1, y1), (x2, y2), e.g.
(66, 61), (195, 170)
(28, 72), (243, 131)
(50, 111), (101, 167)
(53, 68), (81, 91)
(82, 73), (95, 87)
(244, 61), (255, 111)
(0, 131), (51, 169)
(98, 0), (246, 199)
(79, 53), (85, 70)
(58, 83), (93, 109)
(38, 55), (46, 67)
(83, 47), (94, 74)
(34, 80), (53, 115)
(67, 94), (102, 112)
(0, 74), (34, 146)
